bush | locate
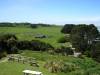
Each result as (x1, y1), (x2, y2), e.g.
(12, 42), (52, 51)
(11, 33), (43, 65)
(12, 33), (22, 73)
(44, 61), (77, 73)
(0, 34), (17, 40)
(0, 51), (7, 59)
(0, 34), (18, 54)
(55, 46), (73, 56)
(7, 38), (18, 54)
(58, 37), (67, 43)
(17, 40), (31, 50)
(58, 35), (70, 43)
(30, 24), (38, 28)
(31, 40), (54, 51)
(17, 40), (54, 51)
(62, 62), (77, 73)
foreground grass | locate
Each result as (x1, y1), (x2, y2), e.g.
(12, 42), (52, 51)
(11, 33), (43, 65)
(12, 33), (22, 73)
(0, 61), (58, 75)
(21, 51), (100, 75)
(0, 62), (32, 75)
(0, 26), (100, 75)
(0, 51), (100, 75)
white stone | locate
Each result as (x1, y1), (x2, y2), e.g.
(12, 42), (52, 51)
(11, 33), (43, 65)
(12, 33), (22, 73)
(23, 70), (43, 75)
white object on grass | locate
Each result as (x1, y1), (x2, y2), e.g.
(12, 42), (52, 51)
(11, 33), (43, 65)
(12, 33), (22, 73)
(23, 70), (43, 75)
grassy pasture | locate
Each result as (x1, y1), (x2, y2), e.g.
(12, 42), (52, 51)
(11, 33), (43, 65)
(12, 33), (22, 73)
(0, 61), (57, 75)
(0, 26), (100, 75)
(20, 50), (100, 75)
(0, 26), (68, 47)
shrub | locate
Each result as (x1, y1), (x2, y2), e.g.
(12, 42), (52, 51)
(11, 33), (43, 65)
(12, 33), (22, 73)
(62, 62), (77, 73)
(54, 46), (73, 56)
(30, 24), (38, 28)
(0, 34), (17, 40)
(17, 40), (31, 50)
(7, 38), (18, 54)
(58, 36), (70, 43)
(0, 34), (18, 54)
(44, 61), (77, 73)
(0, 51), (7, 59)
(17, 40), (54, 51)
(31, 40), (54, 51)
(58, 37), (67, 43)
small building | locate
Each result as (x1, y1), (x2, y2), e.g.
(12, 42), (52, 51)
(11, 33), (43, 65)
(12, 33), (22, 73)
(23, 70), (43, 75)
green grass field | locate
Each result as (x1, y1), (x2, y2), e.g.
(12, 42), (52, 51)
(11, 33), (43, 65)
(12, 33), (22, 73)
(0, 51), (100, 75)
(0, 26), (100, 75)
(22, 51), (100, 75)
(0, 60), (56, 75)
(0, 26), (68, 47)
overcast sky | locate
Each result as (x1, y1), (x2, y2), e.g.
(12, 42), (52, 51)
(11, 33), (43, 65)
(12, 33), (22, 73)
(0, 0), (100, 25)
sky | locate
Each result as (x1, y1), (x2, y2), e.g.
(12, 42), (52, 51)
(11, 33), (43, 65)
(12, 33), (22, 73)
(0, 0), (100, 25)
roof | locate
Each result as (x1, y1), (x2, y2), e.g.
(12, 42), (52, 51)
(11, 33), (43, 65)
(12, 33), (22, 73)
(23, 70), (42, 74)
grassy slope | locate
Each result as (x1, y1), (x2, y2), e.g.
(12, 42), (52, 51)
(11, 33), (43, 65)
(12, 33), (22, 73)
(0, 61), (56, 75)
(21, 51), (100, 75)
(0, 51), (100, 75)
(0, 62), (33, 75)
(0, 26), (100, 75)
(0, 26), (69, 47)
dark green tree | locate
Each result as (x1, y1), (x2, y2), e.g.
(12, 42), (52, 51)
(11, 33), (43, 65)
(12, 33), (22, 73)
(61, 24), (75, 34)
(91, 42), (100, 62)
(71, 24), (99, 54)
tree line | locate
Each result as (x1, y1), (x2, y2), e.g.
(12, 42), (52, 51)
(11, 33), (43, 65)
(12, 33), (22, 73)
(0, 22), (55, 28)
